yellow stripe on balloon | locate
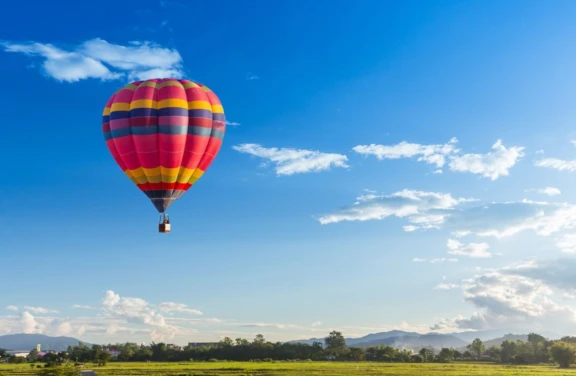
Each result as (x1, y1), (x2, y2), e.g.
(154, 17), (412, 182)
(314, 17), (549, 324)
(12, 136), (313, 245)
(211, 104), (224, 114)
(103, 107), (111, 116)
(111, 102), (131, 112)
(182, 82), (200, 89)
(130, 99), (157, 109)
(157, 81), (184, 89)
(138, 81), (158, 88)
(158, 98), (188, 109)
(188, 101), (212, 110)
(187, 169), (204, 184)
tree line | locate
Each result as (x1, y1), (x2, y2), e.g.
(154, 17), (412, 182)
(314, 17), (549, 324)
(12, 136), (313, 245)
(3, 331), (576, 368)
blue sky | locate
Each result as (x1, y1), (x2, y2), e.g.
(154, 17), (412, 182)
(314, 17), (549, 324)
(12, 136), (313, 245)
(3, 0), (576, 344)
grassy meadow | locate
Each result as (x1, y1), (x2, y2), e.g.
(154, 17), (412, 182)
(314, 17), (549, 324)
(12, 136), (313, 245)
(3, 362), (576, 376)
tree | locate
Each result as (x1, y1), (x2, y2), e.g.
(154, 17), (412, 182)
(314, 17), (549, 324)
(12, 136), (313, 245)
(235, 338), (249, 346)
(218, 337), (234, 348)
(252, 334), (266, 346)
(467, 338), (485, 358)
(96, 351), (111, 366)
(438, 348), (454, 362)
(526, 333), (550, 363)
(348, 347), (365, 361)
(486, 346), (501, 362)
(419, 348), (433, 362)
(325, 331), (347, 355)
(28, 347), (39, 362)
(150, 342), (167, 361)
(550, 341), (576, 368)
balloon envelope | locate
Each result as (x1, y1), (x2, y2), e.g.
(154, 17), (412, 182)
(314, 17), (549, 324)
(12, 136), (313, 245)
(102, 78), (226, 213)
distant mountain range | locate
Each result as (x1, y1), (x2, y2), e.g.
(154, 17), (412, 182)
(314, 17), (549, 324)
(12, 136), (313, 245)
(289, 329), (562, 351)
(0, 329), (562, 354)
(0, 334), (88, 352)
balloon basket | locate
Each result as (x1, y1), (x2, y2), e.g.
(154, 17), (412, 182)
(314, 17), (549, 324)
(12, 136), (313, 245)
(159, 213), (170, 233)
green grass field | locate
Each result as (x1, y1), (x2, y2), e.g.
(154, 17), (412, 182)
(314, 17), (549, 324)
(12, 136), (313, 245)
(3, 362), (576, 376)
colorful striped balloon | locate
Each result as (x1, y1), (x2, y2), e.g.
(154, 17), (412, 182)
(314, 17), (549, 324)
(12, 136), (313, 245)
(102, 78), (226, 213)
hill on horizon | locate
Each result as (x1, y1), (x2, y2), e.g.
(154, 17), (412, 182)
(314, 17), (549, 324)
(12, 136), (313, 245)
(289, 329), (561, 351)
(0, 333), (88, 352)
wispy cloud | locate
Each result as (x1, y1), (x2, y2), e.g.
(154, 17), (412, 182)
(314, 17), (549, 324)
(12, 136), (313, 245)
(430, 258), (459, 264)
(1, 38), (184, 82)
(446, 200), (576, 249)
(435, 283), (459, 290)
(412, 258), (458, 264)
(23, 306), (59, 314)
(353, 138), (458, 168)
(233, 143), (349, 175)
(318, 189), (475, 229)
(446, 239), (492, 258)
(72, 305), (96, 310)
(158, 302), (203, 316)
(226, 121), (241, 127)
(237, 323), (293, 329)
(536, 158), (576, 172)
(5, 306), (18, 312)
(528, 187), (562, 196)
(246, 73), (260, 80)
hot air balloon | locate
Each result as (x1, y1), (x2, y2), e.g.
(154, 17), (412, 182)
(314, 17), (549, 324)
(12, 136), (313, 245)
(102, 78), (226, 233)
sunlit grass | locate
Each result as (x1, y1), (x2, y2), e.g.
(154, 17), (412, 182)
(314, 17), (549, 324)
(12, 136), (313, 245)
(3, 361), (576, 375)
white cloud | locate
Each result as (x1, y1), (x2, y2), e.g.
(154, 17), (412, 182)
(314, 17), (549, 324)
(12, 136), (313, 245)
(1, 38), (183, 82)
(72, 305), (96, 309)
(448, 140), (525, 180)
(536, 158), (576, 172)
(0, 293), (222, 343)
(318, 189), (475, 229)
(311, 321), (322, 327)
(158, 302), (203, 315)
(100, 291), (191, 342)
(532, 187), (561, 196)
(237, 323), (293, 329)
(233, 143), (349, 176)
(23, 306), (59, 314)
(226, 121), (241, 127)
(246, 73), (259, 80)
(447, 239), (492, 258)
(435, 283), (459, 290)
(556, 234), (576, 254)
(352, 138), (458, 168)
(6, 305), (18, 311)
(412, 258), (458, 264)
(430, 258), (459, 264)
(20, 312), (43, 334)
(352, 138), (524, 179)
(434, 259), (576, 332)
(446, 200), (576, 242)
